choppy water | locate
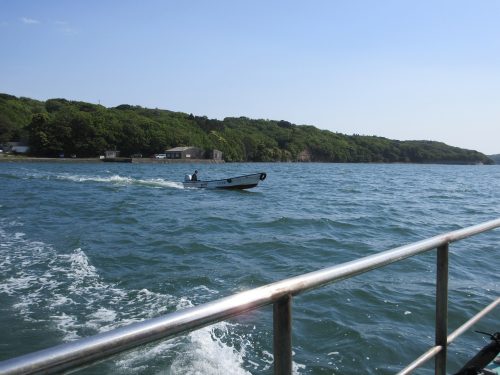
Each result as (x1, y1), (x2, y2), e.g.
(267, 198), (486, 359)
(0, 162), (499, 374)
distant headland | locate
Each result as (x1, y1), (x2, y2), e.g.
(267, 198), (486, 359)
(0, 93), (494, 165)
(488, 154), (500, 164)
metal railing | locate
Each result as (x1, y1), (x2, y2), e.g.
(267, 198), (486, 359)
(1, 218), (499, 375)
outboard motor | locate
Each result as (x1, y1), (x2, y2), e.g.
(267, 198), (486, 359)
(184, 174), (192, 182)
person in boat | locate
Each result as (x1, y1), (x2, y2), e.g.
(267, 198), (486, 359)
(191, 170), (198, 181)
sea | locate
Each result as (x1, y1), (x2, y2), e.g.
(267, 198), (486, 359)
(0, 161), (499, 375)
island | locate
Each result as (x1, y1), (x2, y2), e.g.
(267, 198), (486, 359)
(0, 93), (493, 165)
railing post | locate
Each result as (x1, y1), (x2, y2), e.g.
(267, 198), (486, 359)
(273, 295), (292, 375)
(435, 243), (449, 375)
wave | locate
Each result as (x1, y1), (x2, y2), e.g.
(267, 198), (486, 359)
(54, 173), (184, 189)
(0, 222), (286, 374)
(0, 172), (21, 180)
(2, 169), (185, 190)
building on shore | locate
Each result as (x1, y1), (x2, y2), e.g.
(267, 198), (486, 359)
(3, 142), (30, 154)
(165, 147), (202, 159)
(209, 149), (223, 161)
(105, 150), (120, 159)
(165, 147), (223, 161)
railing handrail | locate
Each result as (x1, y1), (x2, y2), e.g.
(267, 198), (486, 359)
(1, 218), (499, 374)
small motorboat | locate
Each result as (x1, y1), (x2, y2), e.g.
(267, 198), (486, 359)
(183, 172), (267, 190)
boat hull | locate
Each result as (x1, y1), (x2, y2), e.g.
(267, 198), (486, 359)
(183, 172), (266, 190)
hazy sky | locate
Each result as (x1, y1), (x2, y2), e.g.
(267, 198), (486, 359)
(1, 1), (499, 154)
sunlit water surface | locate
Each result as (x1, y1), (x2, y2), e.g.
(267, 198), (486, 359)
(0, 162), (499, 374)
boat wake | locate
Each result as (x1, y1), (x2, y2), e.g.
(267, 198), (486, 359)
(54, 173), (185, 189)
(0, 221), (262, 374)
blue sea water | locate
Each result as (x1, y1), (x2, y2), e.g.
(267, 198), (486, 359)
(0, 161), (499, 374)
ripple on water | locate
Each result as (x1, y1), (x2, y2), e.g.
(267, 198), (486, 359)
(0, 163), (499, 374)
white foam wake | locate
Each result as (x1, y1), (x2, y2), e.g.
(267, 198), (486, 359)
(0, 221), (271, 374)
(55, 173), (184, 189)
(167, 298), (252, 375)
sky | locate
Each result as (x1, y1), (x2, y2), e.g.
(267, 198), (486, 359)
(1, 0), (499, 154)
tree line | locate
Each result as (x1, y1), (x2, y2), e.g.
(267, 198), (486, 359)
(0, 93), (493, 164)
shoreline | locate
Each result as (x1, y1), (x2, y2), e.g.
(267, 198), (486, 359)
(0, 156), (225, 164)
(0, 156), (494, 165)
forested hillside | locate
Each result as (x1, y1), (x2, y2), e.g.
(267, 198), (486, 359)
(488, 154), (500, 164)
(0, 93), (493, 164)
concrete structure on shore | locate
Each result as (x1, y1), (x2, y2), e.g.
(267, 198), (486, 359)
(165, 147), (202, 160)
(105, 150), (120, 159)
(3, 142), (29, 154)
(164, 147), (223, 161)
(141, 145), (225, 163)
